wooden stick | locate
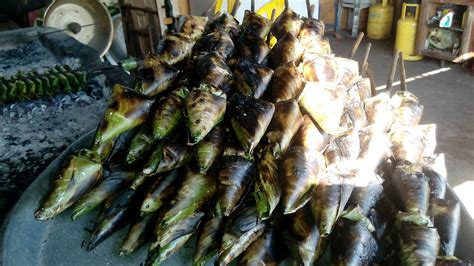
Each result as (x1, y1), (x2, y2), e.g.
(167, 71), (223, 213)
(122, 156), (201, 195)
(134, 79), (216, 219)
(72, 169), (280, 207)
(202, 0), (217, 16)
(398, 51), (407, 91)
(366, 64), (377, 97)
(362, 43), (371, 67)
(266, 9), (277, 46)
(284, 0), (289, 9)
(386, 49), (400, 94)
(231, 0), (241, 16)
(306, 0), (312, 18)
(349, 32), (364, 59)
(310, 4), (316, 19)
(270, 8), (276, 22)
(251, 0), (255, 12)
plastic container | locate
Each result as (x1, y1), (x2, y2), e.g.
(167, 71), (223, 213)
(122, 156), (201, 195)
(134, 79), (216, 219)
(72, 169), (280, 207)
(395, 2), (423, 61)
(367, 0), (394, 39)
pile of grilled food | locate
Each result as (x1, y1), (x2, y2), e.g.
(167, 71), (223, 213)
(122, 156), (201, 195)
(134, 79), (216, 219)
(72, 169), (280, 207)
(34, 8), (467, 266)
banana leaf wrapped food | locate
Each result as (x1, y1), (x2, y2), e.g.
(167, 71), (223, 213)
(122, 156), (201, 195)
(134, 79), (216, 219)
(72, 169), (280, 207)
(358, 126), (391, 171)
(346, 172), (384, 216)
(395, 212), (440, 266)
(292, 116), (328, 155)
(331, 207), (378, 265)
(324, 130), (360, 166)
(148, 212), (205, 265)
(352, 77), (372, 100)
(196, 123), (224, 174)
(263, 61), (303, 103)
(35, 149), (103, 220)
(270, 8), (303, 40)
(120, 212), (157, 256)
(422, 153), (447, 199)
(88, 188), (138, 250)
(205, 13), (240, 40)
(299, 82), (345, 135)
(364, 92), (394, 132)
(299, 18), (325, 38)
(335, 57), (359, 88)
(281, 146), (320, 214)
(196, 52), (233, 91)
(140, 169), (180, 217)
(233, 58), (274, 99)
(255, 146), (280, 220)
(230, 94), (275, 155)
(239, 227), (288, 265)
(151, 87), (188, 141)
(217, 155), (256, 216)
(178, 15), (208, 40)
(241, 10), (272, 39)
(135, 57), (180, 97)
(435, 256), (474, 265)
(391, 161), (430, 214)
(71, 166), (135, 220)
(186, 83), (227, 145)
(194, 212), (225, 266)
(428, 198), (461, 256)
(217, 203), (266, 265)
(340, 100), (368, 130)
(142, 141), (193, 176)
(0, 83), (7, 101)
(236, 32), (271, 64)
(125, 127), (155, 165)
(268, 33), (304, 68)
(310, 166), (355, 236)
(264, 99), (303, 157)
(94, 84), (154, 146)
(157, 32), (195, 65)
(302, 54), (338, 82)
(193, 30), (235, 59)
(391, 90), (424, 127)
(300, 35), (332, 55)
(282, 206), (322, 265)
(390, 124), (437, 163)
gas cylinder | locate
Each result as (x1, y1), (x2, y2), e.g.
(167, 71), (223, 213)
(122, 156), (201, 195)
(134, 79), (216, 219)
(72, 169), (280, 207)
(395, 2), (423, 61)
(367, 0), (394, 39)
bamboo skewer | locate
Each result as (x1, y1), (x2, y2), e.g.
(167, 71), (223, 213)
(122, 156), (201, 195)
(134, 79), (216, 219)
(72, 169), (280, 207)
(367, 64), (377, 97)
(231, 0), (241, 16)
(398, 51), (407, 91)
(202, 0), (217, 17)
(306, 0), (312, 18)
(349, 32), (364, 59)
(251, 0), (255, 12)
(386, 49), (400, 94)
(284, 0), (289, 9)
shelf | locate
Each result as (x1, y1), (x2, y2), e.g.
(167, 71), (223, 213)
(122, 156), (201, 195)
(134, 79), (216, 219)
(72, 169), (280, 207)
(427, 25), (464, 31)
(427, 0), (474, 6)
(421, 49), (459, 61)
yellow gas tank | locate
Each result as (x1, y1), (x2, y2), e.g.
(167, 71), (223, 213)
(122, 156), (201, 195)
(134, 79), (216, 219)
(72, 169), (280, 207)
(395, 3), (423, 61)
(367, 0), (394, 39)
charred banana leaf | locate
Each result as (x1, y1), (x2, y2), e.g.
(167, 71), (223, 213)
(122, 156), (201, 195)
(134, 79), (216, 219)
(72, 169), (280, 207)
(346, 173), (383, 216)
(391, 90), (424, 127)
(255, 146), (280, 220)
(271, 8), (303, 40)
(298, 18), (325, 38)
(283, 206), (322, 266)
(303, 54), (338, 82)
(35, 149), (103, 220)
(205, 13), (240, 40)
(300, 35), (332, 55)
(94, 84), (154, 145)
(152, 87), (188, 140)
(154, 212), (205, 251)
(230, 94), (275, 155)
(291, 116), (328, 154)
(331, 207), (378, 265)
(135, 57), (180, 97)
(239, 227), (287, 265)
(120, 212), (157, 256)
(217, 204), (266, 265)
(428, 198), (461, 256)
(324, 130), (360, 166)
(281, 146), (319, 214)
(147, 233), (193, 266)
(157, 32), (194, 65)
(364, 92), (394, 132)
(196, 123), (224, 174)
(392, 161), (430, 214)
(160, 169), (216, 227)
(126, 127), (155, 165)
(340, 100), (368, 130)
(241, 10), (272, 39)
(196, 52), (233, 90)
(310, 167), (354, 236)
(186, 84), (227, 145)
(263, 61), (303, 103)
(140, 169), (179, 216)
(299, 82), (344, 135)
(236, 32), (271, 64)
(390, 125), (434, 164)
(194, 212), (225, 266)
(268, 33), (304, 68)
(422, 153), (447, 199)
(88, 188), (137, 250)
(178, 15), (208, 40)
(71, 166), (134, 220)
(358, 126), (391, 172)
(335, 57), (359, 88)
(233, 58), (273, 99)
(142, 142), (193, 176)
(217, 155), (256, 216)
(194, 30), (235, 59)
(435, 256), (474, 265)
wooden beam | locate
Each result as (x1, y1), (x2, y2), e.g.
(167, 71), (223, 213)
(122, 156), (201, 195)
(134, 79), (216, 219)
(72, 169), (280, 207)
(349, 32), (364, 59)
(386, 49), (400, 94)
(398, 51), (407, 91)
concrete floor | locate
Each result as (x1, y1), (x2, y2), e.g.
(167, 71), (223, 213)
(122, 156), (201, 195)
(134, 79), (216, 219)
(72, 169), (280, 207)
(329, 35), (474, 215)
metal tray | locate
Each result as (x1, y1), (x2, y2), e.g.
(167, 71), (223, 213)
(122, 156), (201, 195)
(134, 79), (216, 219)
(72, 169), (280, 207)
(1, 132), (473, 265)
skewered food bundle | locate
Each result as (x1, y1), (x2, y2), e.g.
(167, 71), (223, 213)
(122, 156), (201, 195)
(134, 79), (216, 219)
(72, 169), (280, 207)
(34, 8), (467, 266)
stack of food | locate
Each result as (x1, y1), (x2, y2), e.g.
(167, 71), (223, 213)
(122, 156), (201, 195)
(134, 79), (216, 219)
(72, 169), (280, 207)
(34, 8), (468, 266)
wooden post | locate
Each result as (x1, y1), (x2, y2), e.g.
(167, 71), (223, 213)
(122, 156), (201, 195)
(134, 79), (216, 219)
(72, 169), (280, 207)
(231, 0), (240, 16)
(284, 0), (289, 9)
(367, 64), (377, 96)
(251, 0), (255, 12)
(398, 51), (407, 91)
(306, 0), (312, 18)
(386, 49), (400, 94)
(349, 32), (364, 59)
